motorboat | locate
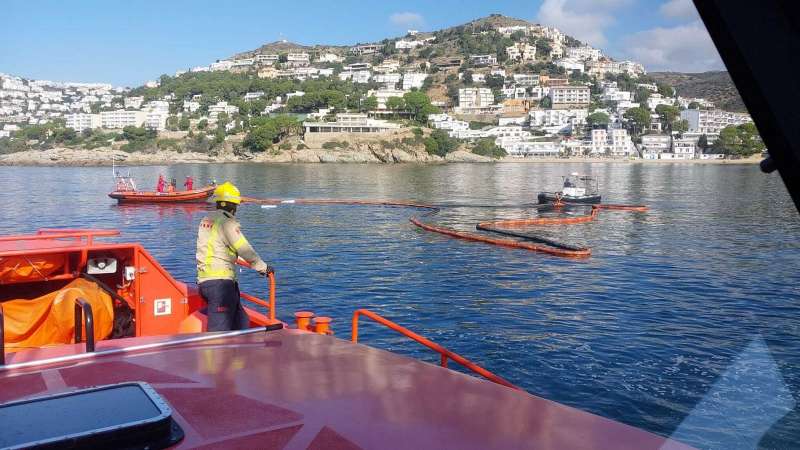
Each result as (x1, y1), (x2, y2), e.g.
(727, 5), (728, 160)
(538, 173), (602, 204)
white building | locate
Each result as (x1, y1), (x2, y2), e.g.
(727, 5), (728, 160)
(100, 110), (146, 129)
(402, 72), (428, 90)
(208, 101), (239, 121)
(566, 46), (601, 61)
(673, 137), (697, 159)
(373, 73), (401, 88)
(554, 58), (585, 73)
(286, 53), (310, 67)
(374, 60), (400, 74)
(303, 113), (401, 133)
(369, 89), (406, 109)
(512, 74), (539, 86)
(395, 39), (426, 49)
(256, 54), (279, 64)
(551, 86), (590, 109)
(318, 53), (343, 63)
(680, 109), (752, 135)
(600, 85), (632, 102)
(469, 55), (498, 67)
(646, 93), (674, 111)
(589, 128), (636, 156)
(619, 61), (646, 77)
(124, 96), (144, 109)
(232, 58), (255, 68)
(499, 139), (561, 157)
(210, 60), (234, 71)
(506, 43), (536, 62)
(65, 113), (102, 130)
(243, 91), (265, 101)
(144, 110), (169, 131)
(637, 83), (658, 92)
(183, 100), (201, 113)
(458, 88), (495, 110)
(529, 108), (588, 133)
(639, 134), (671, 159)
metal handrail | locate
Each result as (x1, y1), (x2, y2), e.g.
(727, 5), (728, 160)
(74, 298), (95, 353)
(0, 229), (119, 244)
(351, 309), (521, 391)
(236, 261), (276, 322)
(0, 303), (4, 365)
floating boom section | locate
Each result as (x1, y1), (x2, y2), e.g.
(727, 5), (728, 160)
(241, 197), (648, 258)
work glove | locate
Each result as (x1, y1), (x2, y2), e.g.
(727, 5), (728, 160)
(257, 264), (275, 276)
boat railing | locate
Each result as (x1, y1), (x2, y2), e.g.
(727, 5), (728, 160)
(0, 229), (120, 246)
(235, 259), (277, 323)
(350, 308), (521, 391)
(74, 297), (96, 354)
(0, 303), (5, 365)
(0, 297), (95, 367)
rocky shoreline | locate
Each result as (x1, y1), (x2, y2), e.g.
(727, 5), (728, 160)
(0, 146), (760, 166)
(0, 146), (494, 166)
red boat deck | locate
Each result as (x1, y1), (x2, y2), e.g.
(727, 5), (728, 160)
(0, 329), (691, 450)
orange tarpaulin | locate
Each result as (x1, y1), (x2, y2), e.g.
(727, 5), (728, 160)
(3, 278), (114, 351)
(0, 254), (66, 284)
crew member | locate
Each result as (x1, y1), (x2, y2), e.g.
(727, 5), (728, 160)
(184, 175), (194, 191)
(196, 182), (273, 331)
(156, 174), (165, 193)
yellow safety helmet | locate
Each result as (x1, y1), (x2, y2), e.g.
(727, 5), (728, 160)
(213, 181), (242, 205)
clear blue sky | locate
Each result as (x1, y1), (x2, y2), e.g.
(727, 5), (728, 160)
(0, 0), (722, 87)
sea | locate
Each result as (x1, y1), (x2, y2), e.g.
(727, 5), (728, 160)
(1, 162), (798, 449)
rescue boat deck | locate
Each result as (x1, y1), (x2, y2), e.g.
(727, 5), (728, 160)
(1, 329), (691, 450)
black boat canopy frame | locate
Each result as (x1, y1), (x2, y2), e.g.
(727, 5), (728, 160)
(693, 0), (800, 213)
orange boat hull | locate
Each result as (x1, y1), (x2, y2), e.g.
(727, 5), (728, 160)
(108, 185), (215, 203)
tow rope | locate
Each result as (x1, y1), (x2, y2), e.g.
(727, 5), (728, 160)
(241, 197), (647, 258)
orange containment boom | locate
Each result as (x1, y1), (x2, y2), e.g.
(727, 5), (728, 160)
(351, 308), (521, 391)
(241, 197), (648, 258)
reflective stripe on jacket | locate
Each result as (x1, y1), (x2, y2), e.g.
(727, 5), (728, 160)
(196, 210), (267, 283)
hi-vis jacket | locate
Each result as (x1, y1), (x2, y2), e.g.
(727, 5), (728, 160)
(196, 210), (267, 283)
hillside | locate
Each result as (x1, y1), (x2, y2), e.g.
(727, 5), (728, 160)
(649, 71), (746, 112)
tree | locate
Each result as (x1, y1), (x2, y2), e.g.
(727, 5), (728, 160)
(386, 96), (405, 112)
(634, 87), (651, 104)
(586, 112), (610, 128)
(688, 101), (701, 110)
(243, 122), (278, 151)
(713, 126), (740, 155)
(623, 107), (651, 135)
(166, 115), (179, 131)
(539, 96), (552, 108)
(473, 138), (507, 158)
(655, 104), (680, 127)
(402, 91), (438, 123)
(697, 134), (709, 153)
(178, 115), (190, 131)
(672, 119), (689, 134)
(657, 83), (675, 98)
(362, 95), (378, 111)
(197, 119), (208, 130)
(485, 74), (504, 90)
(462, 71), (473, 85)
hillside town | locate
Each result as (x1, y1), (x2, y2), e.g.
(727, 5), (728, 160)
(0, 16), (762, 161)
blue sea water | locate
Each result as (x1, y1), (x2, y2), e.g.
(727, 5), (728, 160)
(0, 162), (798, 449)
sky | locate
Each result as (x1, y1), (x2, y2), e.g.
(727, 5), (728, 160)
(0, 0), (724, 87)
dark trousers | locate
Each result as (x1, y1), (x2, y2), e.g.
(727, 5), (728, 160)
(199, 279), (249, 331)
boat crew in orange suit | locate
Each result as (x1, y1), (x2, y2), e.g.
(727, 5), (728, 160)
(184, 176), (194, 191)
(156, 174), (165, 193)
(196, 182), (273, 331)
